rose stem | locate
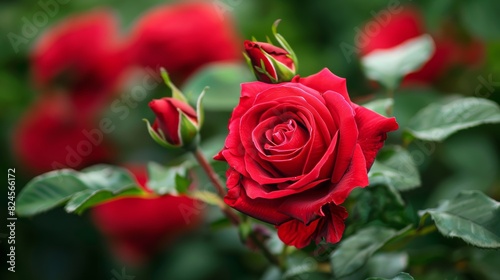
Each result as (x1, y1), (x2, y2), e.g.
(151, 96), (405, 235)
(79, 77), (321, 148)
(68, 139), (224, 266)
(386, 87), (395, 116)
(192, 148), (281, 267)
(193, 148), (240, 224)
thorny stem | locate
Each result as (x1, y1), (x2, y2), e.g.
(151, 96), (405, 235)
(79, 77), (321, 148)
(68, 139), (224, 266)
(192, 148), (281, 268)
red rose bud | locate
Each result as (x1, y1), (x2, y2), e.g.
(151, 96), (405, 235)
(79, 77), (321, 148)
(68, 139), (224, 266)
(244, 20), (297, 83)
(148, 98), (198, 146)
(145, 70), (205, 149)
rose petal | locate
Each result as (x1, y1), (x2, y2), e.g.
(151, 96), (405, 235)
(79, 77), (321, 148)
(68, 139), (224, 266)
(276, 204), (348, 248)
(277, 218), (320, 249)
(295, 68), (351, 103)
(322, 90), (358, 183)
(353, 104), (399, 169)
(314, 204), (348, 244)
(224, 170), (291, 225)
(277, 144), (368, 223)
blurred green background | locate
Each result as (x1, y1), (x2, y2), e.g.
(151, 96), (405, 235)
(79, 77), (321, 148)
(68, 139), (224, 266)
(1, 0), (500, 279)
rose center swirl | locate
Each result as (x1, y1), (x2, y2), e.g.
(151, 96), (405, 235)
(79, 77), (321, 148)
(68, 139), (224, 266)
(262, 118), (309, 155)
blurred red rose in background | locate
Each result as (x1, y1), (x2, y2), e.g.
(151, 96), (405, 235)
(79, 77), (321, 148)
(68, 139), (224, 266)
(91, 165), (203, 265)
(12, 95), (116, 174)
(31, 10), (128, 117)
(127, 2), (241, 84)
(358, 6), (485, 85)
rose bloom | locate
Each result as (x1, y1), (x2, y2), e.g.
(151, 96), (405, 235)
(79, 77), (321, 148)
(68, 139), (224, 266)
(358, 7), (484, 84)
(92, 165), (202, 265)
(127, 2), (240, 84)
(215, 69), (398, 248)
(12, 96), (115, 175)
(31, 10), (128, 117)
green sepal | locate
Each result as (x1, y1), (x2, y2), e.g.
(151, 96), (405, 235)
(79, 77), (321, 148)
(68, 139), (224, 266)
(272, 19), (298, 71)
(177, 109), (200, 149)
(196, 87), (207, 128)
(264, 52), (296, 82)
(160, 67), (188, 103)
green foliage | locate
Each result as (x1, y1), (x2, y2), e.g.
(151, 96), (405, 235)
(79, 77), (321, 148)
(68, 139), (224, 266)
(146, 161), (191, 195)
(459, 0), (500, 40)
(420, 191), (500, 248)
(426, 133), (499, 206)
(330, 226), (411, 279)
(362, 98), (394, 117)
(369, 146), (421, 192)
(16, 165), (143, 216)
(366, 272), (414, 280)
(361, 34), (434, 90)
(405, 97), (500, 142)
(366, 253), (409, 279)
(182, 63), (254, 111)
(347, 183), (416, 233)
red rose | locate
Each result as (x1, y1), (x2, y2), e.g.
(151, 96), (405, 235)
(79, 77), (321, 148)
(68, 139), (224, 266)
(215, 69), (398, 248)
(127, 2), (240, 84)
(31, 10), (128, 117)
(358, 7), (484, 84)
(91, 165), (202, 264)
(12, 96), (115, 175)
(244, 40), (296, 83)
(149, 98), (199, 146)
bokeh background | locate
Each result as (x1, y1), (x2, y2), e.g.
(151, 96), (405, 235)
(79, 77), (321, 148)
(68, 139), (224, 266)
(1, 0), (500, 279)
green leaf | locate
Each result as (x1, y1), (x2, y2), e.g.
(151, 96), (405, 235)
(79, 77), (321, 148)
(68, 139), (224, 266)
(65, 187), (141, 215)
(284, 251), (327, 280)
(366, 252), (409, 279)
(190, 190), (224, 208)
(405, 97), (500, 142)
(331, 226), (411, 278)
(182, 62), (254, 111)
(426, 133), (499, 207)
(265, 231), (286, 255)
(146, 162), (191, 196)
(16, 165), (142, 217)
(362, 98), (394, 117)
(361, 34), (434, 89)
(419, 191), (500, 248)
(369, 146), (421, 191)
(347, 184), (412, 232)
(366, 272), (414, 280)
